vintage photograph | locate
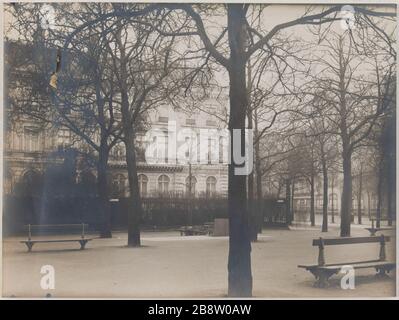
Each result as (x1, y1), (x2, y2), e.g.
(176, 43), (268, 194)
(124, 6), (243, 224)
(2, 2), (397, 298)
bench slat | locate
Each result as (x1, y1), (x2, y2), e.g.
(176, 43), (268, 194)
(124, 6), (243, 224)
(365, 227), (395, 231)
(320, 261), (395, 271)
(312, 236), (390, 246)
(24, 223), (88, 228)
(298, 259), (382, 269)
(21, 239), (93, 243)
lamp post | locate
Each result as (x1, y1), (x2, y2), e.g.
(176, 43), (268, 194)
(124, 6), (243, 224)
(331, 176), (335, 223)
(188, 161), (193, 226)
(185, 135), (195, 227)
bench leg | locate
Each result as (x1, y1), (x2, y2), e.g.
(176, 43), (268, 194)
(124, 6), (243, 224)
(316, 272), (330, 288)
(79, 240), (87, 250)
(375, 265), (395, 278)
(310, 269), (338, 288)
(25, 242), (34, 252)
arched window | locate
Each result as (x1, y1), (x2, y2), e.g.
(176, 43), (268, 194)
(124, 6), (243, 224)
(112, 174), (126, 197)
(138, 174), (148, 197)
(158, 175), (170, 194)
(24, 127), (39, 152)
(206, 176), (217, 197)
(185, 176), (197, 196)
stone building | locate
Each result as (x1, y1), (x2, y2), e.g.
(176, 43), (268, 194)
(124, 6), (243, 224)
(4, 104), (229, 199)
(3, 41), (229, 198)
(106, 105), (229, 198)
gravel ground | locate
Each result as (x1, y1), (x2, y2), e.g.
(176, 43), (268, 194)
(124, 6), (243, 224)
(2, 223), (396, 298)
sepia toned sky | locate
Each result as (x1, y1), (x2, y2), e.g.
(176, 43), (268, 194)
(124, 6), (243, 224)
(2, 3), (396, 127)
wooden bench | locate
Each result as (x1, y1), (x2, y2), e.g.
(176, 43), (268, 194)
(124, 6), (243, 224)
(365, 218), (395, 236)
(298, 235), (395, 287)
(21, 224), (94, 252)
(177, 225), (209, 236)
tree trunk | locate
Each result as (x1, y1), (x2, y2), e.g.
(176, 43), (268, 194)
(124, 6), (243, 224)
(248, 169), (257, 242)
(386, 157), (394, 226)
(122, 109), (142, 247)
(285, 179), (291, 224)
(367, 191), (371, 218)
(118, 26), (142, 247)
(254, 113), (263, 234)
(321, 157), (328, 232)
(247, 63), (257, 242)
(340, 150), (352, 237)
(387, 181), (393, 226)
(338, 40), (352, 237)
(94, 75), (112, 238)
(97, 142), (112, 238)
(331, 176), (335, 223)
(226, 4), (252, 297)
(310, 172), (315, 227)
(188, 162), (193, 226)
(376, 158), (383, 229)
(291, 178), (295, 223)
(357, 163), (363, 225)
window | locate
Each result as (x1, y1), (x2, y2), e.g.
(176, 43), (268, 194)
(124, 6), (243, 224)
(24, 128), (39, 152)
(136, 135), (146, 162)
(206, 106), (216, 114)
(185, 176), (197, 196)
(160, 133), (168, 163)
(219, 136), (224, 163)
(158, 175), (170, 194)
(207, 137), (217, 164)
(206, 176), (217, 197)
(112, 174), (126, 197)
(315, 198), (320, 208)
(206, 120), (216, 126)
(138, 174), (148, 197)
(152, 136), (157, 159)
(185, 137), (190, 160)
(158, 116), (169, 123)
(153, 133), (168, 164)
(113, 145), (125, 160)
(57, 129), (71, 149)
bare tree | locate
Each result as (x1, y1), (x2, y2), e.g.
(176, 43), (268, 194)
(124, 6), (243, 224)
(43, 2), (396, 296)
(94, 4), (189, 246)
(6, 3), (124, 237)
(301, 29), (394, 236)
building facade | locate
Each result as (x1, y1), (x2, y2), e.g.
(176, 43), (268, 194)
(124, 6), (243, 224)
(4, 104), (229, 199)
(3, 40), (229, 199)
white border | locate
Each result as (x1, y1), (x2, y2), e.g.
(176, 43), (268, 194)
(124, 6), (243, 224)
(0, 0), (397, 300)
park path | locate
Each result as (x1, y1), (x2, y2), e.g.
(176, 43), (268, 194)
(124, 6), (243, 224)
(2, 224), (396, 298)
